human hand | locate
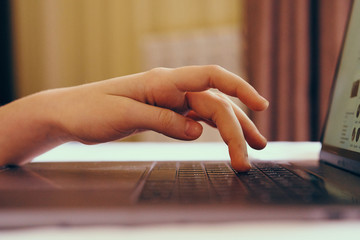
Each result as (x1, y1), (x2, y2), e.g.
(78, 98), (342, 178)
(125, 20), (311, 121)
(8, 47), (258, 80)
(0, 65), (268, 171)
(47, 65), (268, 171)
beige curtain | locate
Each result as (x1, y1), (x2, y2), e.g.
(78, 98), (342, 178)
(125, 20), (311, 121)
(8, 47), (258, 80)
(10, 0), (243, 142)
(11, 0), (242, 98)
(245, 0), (351, 141)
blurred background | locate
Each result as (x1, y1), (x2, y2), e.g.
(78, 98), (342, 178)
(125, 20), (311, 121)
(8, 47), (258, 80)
(0, 0), (352, 143)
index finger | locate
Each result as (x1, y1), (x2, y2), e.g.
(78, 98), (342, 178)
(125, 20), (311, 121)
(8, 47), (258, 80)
(170, 65), (269, 111)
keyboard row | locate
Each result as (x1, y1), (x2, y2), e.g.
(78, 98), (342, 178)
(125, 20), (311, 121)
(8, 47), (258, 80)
(139, 161), (329, 204)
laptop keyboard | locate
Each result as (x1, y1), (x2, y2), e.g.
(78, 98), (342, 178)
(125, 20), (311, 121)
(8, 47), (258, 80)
(139, 161), (328, 204)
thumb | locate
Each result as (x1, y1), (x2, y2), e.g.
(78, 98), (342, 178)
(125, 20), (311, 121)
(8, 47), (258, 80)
(131, 102), (203, 140)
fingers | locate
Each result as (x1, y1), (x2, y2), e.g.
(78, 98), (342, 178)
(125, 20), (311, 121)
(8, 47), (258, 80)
(186, 93), (267, 151)
(215, 93), (267, 150)
(186, 110), (217, 128)
(186, 91), (252, 172)
(170, 65), (269, 111)
(124, 98), (203, 141)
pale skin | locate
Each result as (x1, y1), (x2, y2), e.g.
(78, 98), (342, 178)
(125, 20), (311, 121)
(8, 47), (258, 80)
(0, 65), (268, 171)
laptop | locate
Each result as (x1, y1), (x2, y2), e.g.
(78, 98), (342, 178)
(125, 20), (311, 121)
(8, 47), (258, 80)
(1, 1), (360, 229)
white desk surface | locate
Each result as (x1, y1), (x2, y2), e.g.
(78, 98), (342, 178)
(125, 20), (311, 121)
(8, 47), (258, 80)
(33, 141), (321, 162)
(3, 141), (360, 239)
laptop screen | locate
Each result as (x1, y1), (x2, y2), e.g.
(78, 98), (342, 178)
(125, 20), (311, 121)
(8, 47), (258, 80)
(321, 0), (360, 173)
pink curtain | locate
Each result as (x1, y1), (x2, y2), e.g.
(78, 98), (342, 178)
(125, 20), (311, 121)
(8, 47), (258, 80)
(318, 0), (352, 138)
(244, 0), (351, 141)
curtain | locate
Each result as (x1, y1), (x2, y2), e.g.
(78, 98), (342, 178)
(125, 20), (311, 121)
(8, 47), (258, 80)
(11, 0), (242, 98)
(244, 0), (351, 141)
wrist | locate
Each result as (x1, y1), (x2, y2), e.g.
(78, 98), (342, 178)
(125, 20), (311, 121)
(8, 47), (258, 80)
(0, 91), (69, 166)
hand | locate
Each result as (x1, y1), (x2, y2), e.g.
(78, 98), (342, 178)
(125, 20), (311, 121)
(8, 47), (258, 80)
(0, 65), (268, 171)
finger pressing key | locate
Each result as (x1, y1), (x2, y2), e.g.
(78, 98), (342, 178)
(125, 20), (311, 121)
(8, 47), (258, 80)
(186, 91), (251, 172)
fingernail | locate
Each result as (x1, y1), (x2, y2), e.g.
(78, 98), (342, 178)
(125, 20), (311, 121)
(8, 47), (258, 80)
(232, 160), (252, 172)
(242, 161), (252, 172)
(185, 120), (202, 138)
(244, 154), (252, 169)
(257, 134), (268, 149)
(246, 160), (252, 170)
(262, 97), (269, 108)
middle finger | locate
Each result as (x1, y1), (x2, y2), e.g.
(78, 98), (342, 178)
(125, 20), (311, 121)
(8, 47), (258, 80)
(186, 91), (251, 172)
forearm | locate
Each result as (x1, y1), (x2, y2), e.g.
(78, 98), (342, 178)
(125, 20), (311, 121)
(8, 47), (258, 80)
(0, 91), (68, 166)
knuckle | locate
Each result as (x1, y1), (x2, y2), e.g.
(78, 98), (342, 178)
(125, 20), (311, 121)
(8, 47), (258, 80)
(215, 95), (233, 110)
(206, 64), (224, 74)
(145, 68), (172, 91)
(211, 96), (233, 122)
(204, 65), (224, 88)
(214, 92), (229, 101)
(147, 67), (169, 81)
(157, 109), (175, 131)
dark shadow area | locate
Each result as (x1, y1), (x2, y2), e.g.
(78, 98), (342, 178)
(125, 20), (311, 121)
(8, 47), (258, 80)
(0, 0), (14, 106)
